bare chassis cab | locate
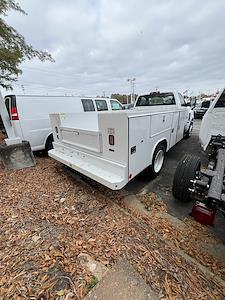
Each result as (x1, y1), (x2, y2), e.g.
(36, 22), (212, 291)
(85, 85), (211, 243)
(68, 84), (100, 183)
(173, 135), (225, 225)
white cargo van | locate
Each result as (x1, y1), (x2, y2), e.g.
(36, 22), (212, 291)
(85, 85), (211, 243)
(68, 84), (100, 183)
(1, 95), (123, 151)
(49, 91), (193, 189)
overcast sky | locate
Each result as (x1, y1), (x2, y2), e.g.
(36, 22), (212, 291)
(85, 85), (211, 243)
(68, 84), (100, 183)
(5, 0), (225, 96)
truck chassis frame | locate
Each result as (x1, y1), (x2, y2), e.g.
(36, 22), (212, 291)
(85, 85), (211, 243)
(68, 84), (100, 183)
(190, 135), (225, 223)
(173, 135), (225, 225)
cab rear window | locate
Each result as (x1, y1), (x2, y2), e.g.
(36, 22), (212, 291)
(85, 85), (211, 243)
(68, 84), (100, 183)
(110, 100), (123, 110)
(81, 99), (95, 111)
(136, 92), (175, 106)
(215, 91), (225, 108)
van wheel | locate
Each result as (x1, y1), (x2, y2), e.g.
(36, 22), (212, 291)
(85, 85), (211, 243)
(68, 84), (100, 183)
(45, 134), (53, 153)
(172, 154), (201, 202)
(150, 144), (166, 177)
(184, 122), (193, 139)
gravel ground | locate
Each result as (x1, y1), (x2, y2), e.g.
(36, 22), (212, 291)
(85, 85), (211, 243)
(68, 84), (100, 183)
(0, 157), (225, 299)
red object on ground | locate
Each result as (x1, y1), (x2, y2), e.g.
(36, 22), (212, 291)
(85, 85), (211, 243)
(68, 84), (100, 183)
(192, 202), (215, 226)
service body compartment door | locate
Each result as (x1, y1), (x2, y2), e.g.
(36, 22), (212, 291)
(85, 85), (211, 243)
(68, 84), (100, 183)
(60, 126), (102, 153)
(176, 110), (186, 143)
(169, 112), (179, 148)
(128, 116), (150, 179)
(150, 113), (173, 138)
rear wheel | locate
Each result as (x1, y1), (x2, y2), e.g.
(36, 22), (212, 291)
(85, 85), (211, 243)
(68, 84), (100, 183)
(45, 134), (53, 153)
(184, 122), (193, 139)
(150, 144), (166, 177)
(172, 154), (201, 202)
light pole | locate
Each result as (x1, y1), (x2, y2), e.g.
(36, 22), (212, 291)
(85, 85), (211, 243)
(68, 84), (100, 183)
(127, 78), (136, 104)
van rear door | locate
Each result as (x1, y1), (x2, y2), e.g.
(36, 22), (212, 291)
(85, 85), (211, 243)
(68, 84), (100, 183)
(5, 95), (20, 120)
(4, 95), (23, 138)
(0, 93), (22, 144)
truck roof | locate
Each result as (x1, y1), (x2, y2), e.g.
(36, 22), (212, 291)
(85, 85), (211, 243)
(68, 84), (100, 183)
(5, 94), (115, 101)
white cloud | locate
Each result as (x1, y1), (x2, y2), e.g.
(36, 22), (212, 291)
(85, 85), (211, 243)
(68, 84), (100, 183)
(4, 0), (225, 96)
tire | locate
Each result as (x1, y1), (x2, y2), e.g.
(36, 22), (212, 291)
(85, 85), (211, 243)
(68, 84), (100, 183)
(172, 154), (201, 202)
(45, 134), (53, 153)
(184, 122), (193, 139)
(150, 143), (166, 177)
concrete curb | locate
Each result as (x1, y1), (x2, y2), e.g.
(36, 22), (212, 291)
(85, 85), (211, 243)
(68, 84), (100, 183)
(121, 194), (225, 290)
(63, 168), (225, 291)
(0, 140), (36, 170)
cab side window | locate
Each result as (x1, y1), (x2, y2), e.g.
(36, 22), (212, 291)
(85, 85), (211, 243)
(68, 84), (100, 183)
(110, 100), (123, 110)
(95, 100), (108, 111)
(81, 99), (95, 112)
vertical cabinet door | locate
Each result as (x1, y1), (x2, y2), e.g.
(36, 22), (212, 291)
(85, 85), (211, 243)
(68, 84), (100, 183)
(169, 112), (179, 148)
(176, 110), (186, 143)
(128, 116), (149, 179)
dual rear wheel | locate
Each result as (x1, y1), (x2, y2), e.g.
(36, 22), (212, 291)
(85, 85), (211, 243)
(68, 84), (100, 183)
(172, 154), (201, 202)
(150, 144), (166, 177)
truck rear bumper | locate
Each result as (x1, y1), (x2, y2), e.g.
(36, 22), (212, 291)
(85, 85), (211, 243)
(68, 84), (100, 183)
(48, 143), (128, 190)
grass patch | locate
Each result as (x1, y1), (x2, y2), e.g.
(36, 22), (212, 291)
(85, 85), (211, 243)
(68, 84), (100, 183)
(87, 276), (98, 291)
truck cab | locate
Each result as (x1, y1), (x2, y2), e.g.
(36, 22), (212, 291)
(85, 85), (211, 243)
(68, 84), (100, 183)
(194, 100), (211, 119)
(199, 89), (225, 150)
(133, 91), (194, 138)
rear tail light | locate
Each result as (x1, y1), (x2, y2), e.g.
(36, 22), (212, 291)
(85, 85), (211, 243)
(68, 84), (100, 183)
(109, 135), (115, 146)
(10, 107), (19, 120)
(192, 202), (215, 226)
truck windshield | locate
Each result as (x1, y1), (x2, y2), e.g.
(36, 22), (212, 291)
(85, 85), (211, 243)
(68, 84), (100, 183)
(136, 92), (175, 106)
(215, 90), (225, 108)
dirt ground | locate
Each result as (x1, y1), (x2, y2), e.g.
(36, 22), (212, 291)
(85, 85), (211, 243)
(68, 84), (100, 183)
(1, 156), (225, 299)
(125, 119), (225, 238)
(0, 131), (5, 143)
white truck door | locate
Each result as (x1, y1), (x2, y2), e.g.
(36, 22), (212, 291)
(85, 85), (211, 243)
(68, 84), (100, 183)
(169, 112), (179, 148)
(128, 116), (150, 179)
(176, 111), (186, 143)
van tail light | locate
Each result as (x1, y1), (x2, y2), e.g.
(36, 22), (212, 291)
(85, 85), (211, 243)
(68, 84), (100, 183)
(10, 107), (19, 120)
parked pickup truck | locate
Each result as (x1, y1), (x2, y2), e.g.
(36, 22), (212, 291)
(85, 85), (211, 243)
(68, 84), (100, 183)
(173, 88), (225, 226)
(49, 91), (194, 190)
(194, 100), (211, 119)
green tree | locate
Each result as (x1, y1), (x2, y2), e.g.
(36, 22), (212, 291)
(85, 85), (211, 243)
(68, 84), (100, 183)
(111, 93), (126, 103)
(0, 0), (54, 89)
(111, 93), (138, 104)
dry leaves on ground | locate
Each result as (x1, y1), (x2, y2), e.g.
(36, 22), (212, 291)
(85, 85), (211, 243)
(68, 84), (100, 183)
(0, 157), (225, 299)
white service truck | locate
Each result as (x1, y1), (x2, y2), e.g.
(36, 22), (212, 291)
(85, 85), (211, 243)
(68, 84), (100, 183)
(49, 91), (193, 189)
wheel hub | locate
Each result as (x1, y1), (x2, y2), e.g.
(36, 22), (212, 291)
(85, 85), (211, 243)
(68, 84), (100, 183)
(154, 149), (164, 173)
